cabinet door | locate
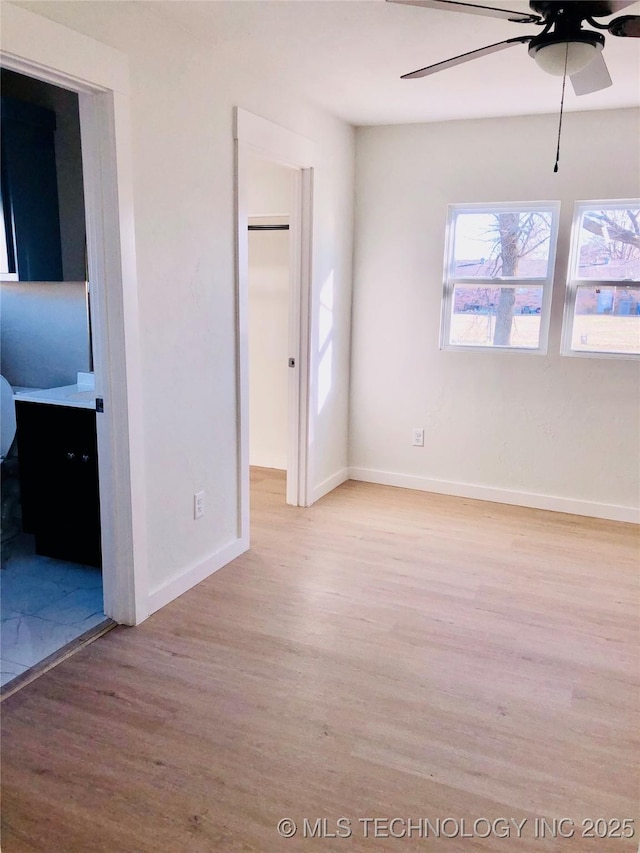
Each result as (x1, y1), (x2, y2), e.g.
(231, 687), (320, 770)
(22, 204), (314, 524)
(16, 402), (101, 567)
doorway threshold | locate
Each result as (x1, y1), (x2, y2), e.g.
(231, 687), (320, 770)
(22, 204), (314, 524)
(0, 618), (116, 701)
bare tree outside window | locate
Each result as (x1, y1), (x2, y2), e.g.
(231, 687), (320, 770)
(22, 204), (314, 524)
(577, 208), (640, 280)
(486, 212), (552, 345)
(563, 202), (640, 358)
(445, 205), (558, 351)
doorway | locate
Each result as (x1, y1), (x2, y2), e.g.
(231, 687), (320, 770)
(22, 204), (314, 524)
(0, 69), (109, 689)
(235, 108), (315, 542)
(1, 3), (147, 664)
(247, 155), (296, 498)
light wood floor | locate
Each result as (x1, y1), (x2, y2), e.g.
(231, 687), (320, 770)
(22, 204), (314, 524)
(2, 469), (639, 852)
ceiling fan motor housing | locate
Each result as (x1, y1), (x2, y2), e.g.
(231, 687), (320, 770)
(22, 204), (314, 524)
(529, 1), (619, 17)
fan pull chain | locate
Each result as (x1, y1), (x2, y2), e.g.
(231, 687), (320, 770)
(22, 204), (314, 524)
(553, 43), (569, 173)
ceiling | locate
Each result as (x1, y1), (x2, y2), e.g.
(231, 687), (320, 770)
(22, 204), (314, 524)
(149, 0), (640, 125)
(16, 0), (640, 125)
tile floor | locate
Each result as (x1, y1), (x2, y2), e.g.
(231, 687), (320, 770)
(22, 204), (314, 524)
(1, 534), (105, 687)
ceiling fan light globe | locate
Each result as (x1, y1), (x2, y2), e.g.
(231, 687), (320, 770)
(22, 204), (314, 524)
(529, 36), (603, 76)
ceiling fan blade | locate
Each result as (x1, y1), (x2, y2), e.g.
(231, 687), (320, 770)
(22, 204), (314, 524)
(608, 14), (640, 36)
(386, 0), (541, 24)
(401, 36), (532, 79)
(570, 53), (612, 95)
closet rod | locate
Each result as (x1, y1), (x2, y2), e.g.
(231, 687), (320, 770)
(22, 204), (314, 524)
(248, 224), (289, 231)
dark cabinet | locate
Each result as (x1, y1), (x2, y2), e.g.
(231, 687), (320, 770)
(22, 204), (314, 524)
(1, 97), (63, 281)
(16, 401), (101, 567)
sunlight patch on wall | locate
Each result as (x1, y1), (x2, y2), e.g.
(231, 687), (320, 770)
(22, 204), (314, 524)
(317, 271), (334, 414)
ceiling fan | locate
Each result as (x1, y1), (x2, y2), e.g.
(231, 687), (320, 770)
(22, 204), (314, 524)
(388, 0), (640, 95)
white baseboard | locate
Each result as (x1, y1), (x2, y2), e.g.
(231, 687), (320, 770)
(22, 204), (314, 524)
(146, 536), (249, 616)
(348, 467), (639, 524)
(145, 470), (636, 618)
(310, 467), (350, 505)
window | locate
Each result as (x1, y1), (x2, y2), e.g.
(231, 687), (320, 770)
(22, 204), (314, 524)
(0, 182), (18, 281)
(562, 201), (640, 358)
(441, 202), (560, 352)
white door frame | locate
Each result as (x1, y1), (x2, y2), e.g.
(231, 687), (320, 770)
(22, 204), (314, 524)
(234, 108), (316, 536)
(1, 5), (148, 625)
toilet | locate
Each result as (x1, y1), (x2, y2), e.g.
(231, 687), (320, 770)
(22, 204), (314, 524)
(1, 375), (20, 548)
(1, 375), (17, 463)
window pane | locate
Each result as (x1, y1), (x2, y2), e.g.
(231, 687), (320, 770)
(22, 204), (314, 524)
(453, 211), (552, 279)
(576, 208), (640, 280)
(0, 188), (15, 275)
(571, 285), (640, 355)
(450, 285), (542, 348)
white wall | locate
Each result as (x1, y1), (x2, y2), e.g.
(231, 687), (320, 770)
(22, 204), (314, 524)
(247, 156), (292, 217)
(351, 109), (640, 520)
(13, 2), (355, 607)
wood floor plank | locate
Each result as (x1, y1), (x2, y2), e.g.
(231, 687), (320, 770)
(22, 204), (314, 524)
(2, 469), (638, 851)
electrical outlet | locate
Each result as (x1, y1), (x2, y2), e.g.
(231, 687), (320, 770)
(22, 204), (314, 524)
(194, 491), (205, 519)
(412, 428), (425, 447)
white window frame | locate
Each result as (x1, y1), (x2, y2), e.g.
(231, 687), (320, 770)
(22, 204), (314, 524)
(440, 201), (560, 355)
(561, 199), (640, 360)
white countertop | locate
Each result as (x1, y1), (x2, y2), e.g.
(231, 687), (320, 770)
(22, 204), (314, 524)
(14, 378), (97, 410)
